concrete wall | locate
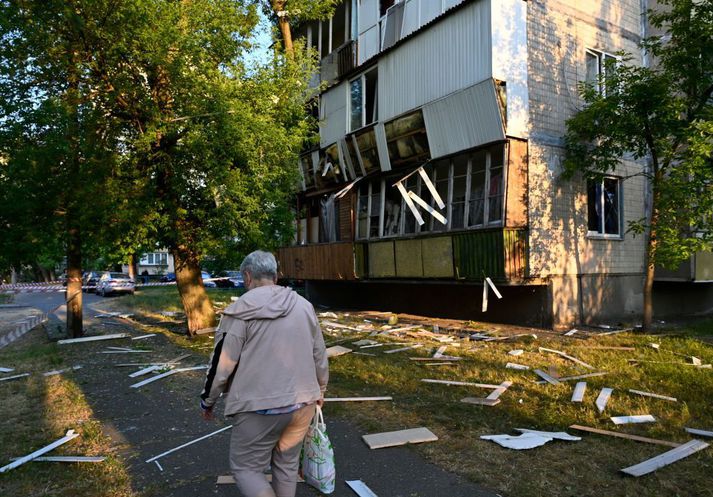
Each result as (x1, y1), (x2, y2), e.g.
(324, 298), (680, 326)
(527, 0), (649, 328)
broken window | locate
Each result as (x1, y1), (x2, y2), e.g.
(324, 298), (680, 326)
(468, 150), (487, 227)
(384, 110), (431, 169)
(350, 68), (378, 131)
(369, 180), (382, 238)
(332, 1), (347, 49)
(587, 177), (621, 236)
(488, 145), (504, 223)
(380, 0), (396, 16)
(431, 161), (450, 232)
(466, 146), (505, 227)
(300, 153), (315, 189)
(356, 183), (369, 239)
(383, 180), (402, 236)
(585, 48), (618, 96)
(354, 126), (381, 174)
(355, 180), (384, 240)
(451, 155), (468, 229)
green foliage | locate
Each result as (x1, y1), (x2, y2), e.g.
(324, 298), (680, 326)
(564, 0), (713, 270)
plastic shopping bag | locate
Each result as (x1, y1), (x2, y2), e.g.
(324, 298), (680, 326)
(300, 405), (335, 494)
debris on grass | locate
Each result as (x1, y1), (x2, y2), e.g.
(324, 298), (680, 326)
(595, 387), (613, 413)
(535, 371), (608, 384)
(43, 365), (82, 376)
(508, 349), (524, 356)
(324, 397), (393, 402)
(538, 346), (594, 370)
(0, 372), (30, 382)
(569, 424), (680, 447)
(534, 369), (561, 385)
(0, 367), (14, 373)
(620, 439), (709, 477)
(10, 456), (105, 463)
(145, 425), (232, 467)
(628, 389), (677, 402)
(611, 415), (656, 425)
(571, 381), (587, 402)
(130, 365), (208, 389)
(326, 345), (353, 358)
(0, 429), (79, 473)
(57, 333), (129, 345)
(384, 344), (423, 354)
(481, 429), (579, 450)
(362, 427), (438, 449)
(685, 427), (713, 438)
(506, 362), (529, 370)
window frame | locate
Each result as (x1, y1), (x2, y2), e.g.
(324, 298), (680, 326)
(349, 67), (378, 132)
(585, 48), (619, 97)
(586, 176), (624, 239)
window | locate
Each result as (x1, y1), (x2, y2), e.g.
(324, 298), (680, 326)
(350, 68), (378, 131)
(585, 49), (618, 96)
(142, 252), (168, 266)
(299, 153), (316, 189)
(353, 127), (381, 175)
(380, 0), (396, 16)
(384, 110), (430, 169)
(466, 145), (504, 227)
(315, 144), (346, 188)
(587, 177), (621, 237)
(356, 180), (384, 239)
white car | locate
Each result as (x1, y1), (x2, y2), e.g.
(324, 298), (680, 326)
(96, 272), (135, 296)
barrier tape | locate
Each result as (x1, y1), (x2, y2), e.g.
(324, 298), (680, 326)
(0, 304), (61, 349)
(0, 278), (239, 294)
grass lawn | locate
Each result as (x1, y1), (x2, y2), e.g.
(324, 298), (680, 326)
(2, 285), (711, 497)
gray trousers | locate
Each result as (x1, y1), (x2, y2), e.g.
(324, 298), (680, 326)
(230, 404), (316, 497)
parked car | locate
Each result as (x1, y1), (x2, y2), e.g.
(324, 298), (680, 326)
(201, 271), (216, 288)
(96, 272), (135, 297)
(214, 270), (244, 288)
(82, 271), (101, 293)
(160, 272), (176, 282)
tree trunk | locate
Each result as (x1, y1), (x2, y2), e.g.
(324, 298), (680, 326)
(66, 221), (83, 338)
(272, 0), (293, 55)
(127, 253), (138, 280)
(642, 174), (662, 332)
(173, 247), (216, 335)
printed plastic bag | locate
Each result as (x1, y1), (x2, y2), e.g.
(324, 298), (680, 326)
(301, 405), (335, 494)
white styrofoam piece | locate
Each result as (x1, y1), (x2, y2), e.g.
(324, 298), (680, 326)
(480, 432), (553, 450)
(514, 428), (581, 441)
(611, 414), (656, 425)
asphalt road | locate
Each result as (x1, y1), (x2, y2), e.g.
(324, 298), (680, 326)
(12, 289), (103, 313)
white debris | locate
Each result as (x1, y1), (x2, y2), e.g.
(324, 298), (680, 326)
(508, 349), (524, 356)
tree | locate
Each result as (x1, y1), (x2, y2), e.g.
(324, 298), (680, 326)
(564, 0), (713, 330)
(262, 0), (338, 55)
(0, 1), (127, 336)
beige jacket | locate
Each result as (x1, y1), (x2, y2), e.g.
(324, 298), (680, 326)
(200, 285), (328, 415)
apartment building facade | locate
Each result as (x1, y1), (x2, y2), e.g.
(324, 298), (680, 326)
(277, 0), (713, 328)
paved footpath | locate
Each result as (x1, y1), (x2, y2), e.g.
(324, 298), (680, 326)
(45, 310), (500, 497)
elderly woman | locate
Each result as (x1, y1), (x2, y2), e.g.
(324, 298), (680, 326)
(200, 250), (329, 497)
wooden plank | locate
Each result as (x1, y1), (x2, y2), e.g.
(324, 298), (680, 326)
(362, 427), (438, 449)
(611, 415), (656, 425)
(421, 379), (501, 388)
(346, 479), (379, 497)
(574, 346), (635, 351)
(571, 381), (587, 402)
(539, 347), (595, 369)
(384, 344), (423, 354)
(569, 424), (680, 448)
(621, 439), (709, 477)
(534, 369), (561, 385)
(324, 397), (392, 402)
(536, 371), (608, 384)
(685, 427), (713, 438)
(485, 381), (513, 401)
(460, 397), (500, 406)
(58, 333), (129, 345)
(0, 430), (79, 473)
(595, 387), (613, 413)
(326, 345), (352, 358)
(628, 389), (677, 402)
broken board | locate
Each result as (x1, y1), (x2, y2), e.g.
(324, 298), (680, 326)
(611, 414), (656, 425)
(628, 389), (677, 402)
(362, 427), (438, 449)
(346, 479), (379, 497)
(685, 427), (713, 438)
(621, 439), (709, 477)
(569, 424), (680, 448)
(326, 345), (352, 358)
(595, 387), (613, 413)
(571, 381), (587, 402)
(534, 369), (561, 385)
(57, 333), (129, 345)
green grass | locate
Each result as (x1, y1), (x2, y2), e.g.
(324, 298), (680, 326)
(0, 293), (13, 304)
(0, 331), (138, 497)
(323, 318), (713, 497)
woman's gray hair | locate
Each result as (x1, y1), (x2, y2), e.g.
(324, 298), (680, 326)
(240, 250), (277, 280)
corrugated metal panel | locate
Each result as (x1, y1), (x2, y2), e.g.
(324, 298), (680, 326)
(422, 236), (454, 277)
(395, 239), (423, 277)
(358, 0), (378, 34)
(453, 229), (527, 281)
(401, 0), (419, 38)
(358, 25), (380, 66)
(374, 122), (392, 171)
(320, 82), (348, 148)
(378, 0), (492, 121)
(368, 241), (396, 277)
(420, 0), (441, 25)
(277, 243), (356, 280)
(422, 79), (505, 159)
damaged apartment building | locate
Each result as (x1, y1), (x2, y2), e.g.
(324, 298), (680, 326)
(276, 0), (713, 329)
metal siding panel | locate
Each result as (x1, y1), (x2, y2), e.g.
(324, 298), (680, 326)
(359, 0), (378, 34)
(374, 122), (392, 171)
(358, 25), (380, 65)
(320, 83), (348, 148)
(422, 236), (454, 278)
(378, 0), (492, 122)
(423, 79), (505, 159)
(368, 241), (396, 277)
(453, 231), (505, 280)
(401, 0), (419, 38)
(395, 239), (423, 277)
